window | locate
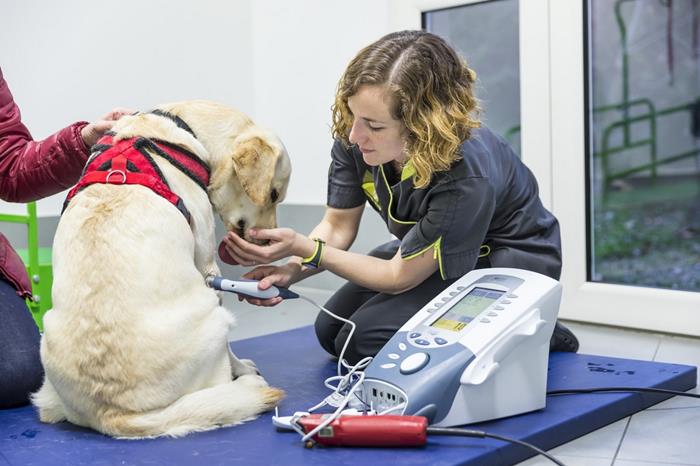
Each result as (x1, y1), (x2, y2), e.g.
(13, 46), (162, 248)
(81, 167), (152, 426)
(587, 0), (700, 293)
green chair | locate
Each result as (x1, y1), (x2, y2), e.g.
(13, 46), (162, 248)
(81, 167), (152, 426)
(0, 202), (52, 330)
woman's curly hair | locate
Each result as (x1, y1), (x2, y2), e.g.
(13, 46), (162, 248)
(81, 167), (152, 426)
(332, 30), (480, 188)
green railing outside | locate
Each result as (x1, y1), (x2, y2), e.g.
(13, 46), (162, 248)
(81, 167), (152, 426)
(598, 100), (700, 192)
(0, 201), (51, 330)
(501, 0), (700, 198)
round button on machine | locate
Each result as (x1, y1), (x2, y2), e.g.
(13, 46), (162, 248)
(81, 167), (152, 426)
(415, 339), (430, 346)
(398, 342), (407, 351)
(409, 332), (421, 338)
(381, 363), (396, 369)
(400, 352), (430, 374)
(388, 353), (400, 360)
(434, 337), (448, 345)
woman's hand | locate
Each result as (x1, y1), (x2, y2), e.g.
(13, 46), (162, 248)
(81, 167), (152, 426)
(237, 262), (302, 307)
(81, 108), (135, 147)
(222, 227), (314, 267)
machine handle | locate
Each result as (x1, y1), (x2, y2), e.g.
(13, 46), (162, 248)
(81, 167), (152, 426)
(461, 309), (546, 386)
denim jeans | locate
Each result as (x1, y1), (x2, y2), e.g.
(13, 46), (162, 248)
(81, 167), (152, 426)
(0, 278), (43, 408)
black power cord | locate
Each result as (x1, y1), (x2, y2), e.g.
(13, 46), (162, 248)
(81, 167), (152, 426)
(547, 387), (700, 398)
(427, 427), (567, 466)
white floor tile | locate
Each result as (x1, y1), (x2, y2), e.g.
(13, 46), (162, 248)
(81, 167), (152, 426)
(616, 460), (697, 466)
(616, 407), (700, 465)
(615, 461), (700, 466)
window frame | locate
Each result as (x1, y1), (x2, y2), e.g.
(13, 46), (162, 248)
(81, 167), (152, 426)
(390, 0), (700, 336)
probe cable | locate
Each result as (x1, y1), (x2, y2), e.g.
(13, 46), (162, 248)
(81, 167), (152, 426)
(295, 294), (372, 442)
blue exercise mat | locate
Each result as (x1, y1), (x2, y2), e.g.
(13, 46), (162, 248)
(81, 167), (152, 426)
(0, 326), (696, 466)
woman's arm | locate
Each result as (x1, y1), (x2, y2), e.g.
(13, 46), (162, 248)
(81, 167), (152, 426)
(226, 208), (439, 295)
(0, 69), (132, 202)
(304, 238), (438, 295)
(284, 205), (364, 284)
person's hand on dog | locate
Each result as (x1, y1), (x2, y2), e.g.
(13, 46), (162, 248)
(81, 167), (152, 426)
(222, 228), (317, 307)
(222, 227), (316, 267)
(80, 108), (135, 147)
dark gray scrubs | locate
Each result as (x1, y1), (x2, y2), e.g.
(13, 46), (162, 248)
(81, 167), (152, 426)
(315, 126), (562, 364)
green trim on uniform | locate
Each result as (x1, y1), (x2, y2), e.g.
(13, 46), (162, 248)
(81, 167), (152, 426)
(401, 236), (445, 279)
(361, 171), (381, 210)
(379, 165), (417, 226)
(479, 244), (491, 257)
(434, 236), (444, 279)
(400, 159), (416, 182)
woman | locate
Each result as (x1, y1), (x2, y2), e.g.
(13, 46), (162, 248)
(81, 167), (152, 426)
(0, 66), (132, 408)
(222, 30), (579, 364)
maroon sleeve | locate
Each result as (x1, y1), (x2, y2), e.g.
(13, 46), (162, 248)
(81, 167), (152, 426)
(0, 68), (90, 202)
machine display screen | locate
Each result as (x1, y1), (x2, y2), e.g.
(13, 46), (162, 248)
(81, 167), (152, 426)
(430, 287), (504, 332)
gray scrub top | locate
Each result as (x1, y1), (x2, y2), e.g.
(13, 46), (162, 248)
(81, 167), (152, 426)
(326, 126), (562, 280)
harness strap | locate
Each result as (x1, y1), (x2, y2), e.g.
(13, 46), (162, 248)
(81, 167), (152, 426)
(149, 109), (197, 139)
(137, 138), (210, 191)
(63, 135), (210, 224)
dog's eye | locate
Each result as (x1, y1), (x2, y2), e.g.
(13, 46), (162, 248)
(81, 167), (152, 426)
(270, 188), (279, 203)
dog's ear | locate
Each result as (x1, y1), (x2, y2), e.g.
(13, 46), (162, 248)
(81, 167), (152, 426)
(231, 133), (280, 206)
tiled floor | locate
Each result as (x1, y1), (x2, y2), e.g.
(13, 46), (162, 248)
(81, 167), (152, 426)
(223, 288), (700, 466)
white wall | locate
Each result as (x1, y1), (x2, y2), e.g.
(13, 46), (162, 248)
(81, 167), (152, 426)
(0, 0), (394, 216)
(249, 0), (391, 204)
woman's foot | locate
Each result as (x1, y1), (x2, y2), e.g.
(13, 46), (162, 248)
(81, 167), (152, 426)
(549, 321), (579, 352)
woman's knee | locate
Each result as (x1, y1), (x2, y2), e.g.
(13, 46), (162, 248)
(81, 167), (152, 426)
(314, 311), (340, 357)
(0, 348), (43, 409)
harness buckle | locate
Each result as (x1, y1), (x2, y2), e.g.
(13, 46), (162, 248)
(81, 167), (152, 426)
(105, 169), (127, 184)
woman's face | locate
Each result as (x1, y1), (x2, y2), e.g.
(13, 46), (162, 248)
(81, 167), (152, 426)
(347, 85), (407, 166)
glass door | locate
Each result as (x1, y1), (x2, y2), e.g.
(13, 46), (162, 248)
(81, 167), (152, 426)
(550, 0), (700, 334)
(588, 0), (700, 294)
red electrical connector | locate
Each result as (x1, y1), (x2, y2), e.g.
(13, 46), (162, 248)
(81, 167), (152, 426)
(296, 414), (428, 447)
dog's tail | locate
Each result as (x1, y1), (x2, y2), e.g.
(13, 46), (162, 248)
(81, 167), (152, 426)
(102, 375), (284, 438)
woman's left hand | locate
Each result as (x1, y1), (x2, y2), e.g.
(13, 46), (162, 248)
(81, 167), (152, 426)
(222, 227), (313, 267)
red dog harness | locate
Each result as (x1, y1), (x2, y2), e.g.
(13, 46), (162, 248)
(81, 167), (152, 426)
(64, 134), (210, 223)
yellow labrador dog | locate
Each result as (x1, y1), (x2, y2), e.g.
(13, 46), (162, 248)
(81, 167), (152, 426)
(32, 101), (289, 438)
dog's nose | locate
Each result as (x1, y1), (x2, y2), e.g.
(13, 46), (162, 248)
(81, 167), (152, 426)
(233, 219), (246, 238)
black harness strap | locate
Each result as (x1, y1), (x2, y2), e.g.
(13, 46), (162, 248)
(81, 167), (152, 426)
(135, 138), (210, 192)
(149, 109), (197, 139)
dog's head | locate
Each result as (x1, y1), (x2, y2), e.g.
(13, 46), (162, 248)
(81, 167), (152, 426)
(154, 101), (291, 246)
